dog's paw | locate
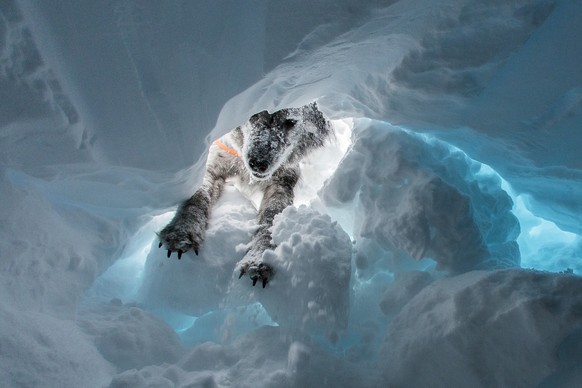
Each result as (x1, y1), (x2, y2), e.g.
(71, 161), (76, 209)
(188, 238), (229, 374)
(237, 262), (273, 288)
(157, 222), (202, 259)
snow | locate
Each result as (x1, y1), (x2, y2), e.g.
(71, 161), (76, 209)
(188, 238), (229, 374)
(2, 0), (582, 387)
(257, 205), (352, 340)
(77, 302), (184, 372)
(320, 119), (521, 273)
(380, 269), (582, 387)
(108, 326), (360, 388)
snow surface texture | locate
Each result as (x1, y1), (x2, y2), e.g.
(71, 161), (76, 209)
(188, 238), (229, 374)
(2, 0), (582, 387)
(380, 270), (582, 387)
(321, 119), (521, 273)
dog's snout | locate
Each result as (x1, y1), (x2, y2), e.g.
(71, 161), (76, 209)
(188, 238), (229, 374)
(249, 157), (269, 173)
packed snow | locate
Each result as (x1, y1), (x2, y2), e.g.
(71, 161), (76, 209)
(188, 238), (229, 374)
(320, 119), (521, 273)
(1, 0), (582, 387)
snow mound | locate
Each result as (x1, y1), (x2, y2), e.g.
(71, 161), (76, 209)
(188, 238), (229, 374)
(258, 205), (352, 340)
(379, 269), (582, 387)
(321, 119), (520, 273)
(108, 326), (358, 388)
(77, 301), (184, 372)
(379, 270), (433, 317)
(0, 304), (113, 387)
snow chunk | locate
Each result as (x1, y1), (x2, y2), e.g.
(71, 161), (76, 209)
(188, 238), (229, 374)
(379, 269), (582, 387)
(321, 119), (520, 273)
(258, 205), (352, 340)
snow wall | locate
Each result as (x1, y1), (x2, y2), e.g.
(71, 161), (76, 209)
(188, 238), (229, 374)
(1, 0), (582, 387)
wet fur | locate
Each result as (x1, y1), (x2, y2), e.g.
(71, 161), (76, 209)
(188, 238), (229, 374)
(158, 102), (332, 286)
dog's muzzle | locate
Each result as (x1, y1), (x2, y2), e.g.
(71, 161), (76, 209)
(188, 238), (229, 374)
(248, 157), (272, 180)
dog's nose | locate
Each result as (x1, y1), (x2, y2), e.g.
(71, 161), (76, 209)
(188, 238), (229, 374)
(249, 158), (269, 173)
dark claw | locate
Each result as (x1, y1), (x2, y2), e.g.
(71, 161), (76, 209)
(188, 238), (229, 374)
(178, 250), (183, 260)
(167, 250), (171, 258)
(194, 248), (199, 256)
(158, 242), (163, 248)
(238, 263), (272, 288)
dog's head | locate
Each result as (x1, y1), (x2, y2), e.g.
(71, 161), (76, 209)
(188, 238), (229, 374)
(240, 103), (329, 181)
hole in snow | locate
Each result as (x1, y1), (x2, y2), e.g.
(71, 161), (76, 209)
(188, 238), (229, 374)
(85, 211), (174, 303)
(85, 115), (580, 354)
(512, 193), (581, 274)
(84, 118), (355, 343)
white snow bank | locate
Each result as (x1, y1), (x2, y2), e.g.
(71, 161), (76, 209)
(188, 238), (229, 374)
(379, 269), (582, 387)
(0, 163), (187, 315)
(0, 173), (101, 314)
(77, 301), (184, 372)
(108, 326), (360, 388)
(0, 304), (113, 387)
(321, 119), (520, 273)
(107, 269), (582, 388)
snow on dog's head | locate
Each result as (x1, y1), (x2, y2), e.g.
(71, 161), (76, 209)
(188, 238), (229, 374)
(240, 102), (332, 181)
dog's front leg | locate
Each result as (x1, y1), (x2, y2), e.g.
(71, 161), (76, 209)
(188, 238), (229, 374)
(237, 168), (299, 287)
(158, 169), (226, 259)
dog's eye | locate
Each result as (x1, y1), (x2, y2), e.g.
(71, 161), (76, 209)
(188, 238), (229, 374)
(283, 119), (297, 129)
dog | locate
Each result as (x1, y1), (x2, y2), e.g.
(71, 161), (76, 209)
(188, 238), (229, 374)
(158, 102), (332, 287)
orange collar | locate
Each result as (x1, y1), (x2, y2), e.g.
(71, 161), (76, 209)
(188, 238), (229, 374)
(213, 139), (240, 157)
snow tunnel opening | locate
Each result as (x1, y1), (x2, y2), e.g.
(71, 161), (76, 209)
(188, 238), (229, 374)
(509, 189), (581, 275)
(85, 211), (175, 303)
(84, 116), (580, 350)
(414, 134), (582, 276)
(82, 117), (355, 341)
(412, 131), (581, 275)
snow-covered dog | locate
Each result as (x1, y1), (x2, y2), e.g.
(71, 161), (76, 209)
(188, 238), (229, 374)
(158, 102), (332, 287)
